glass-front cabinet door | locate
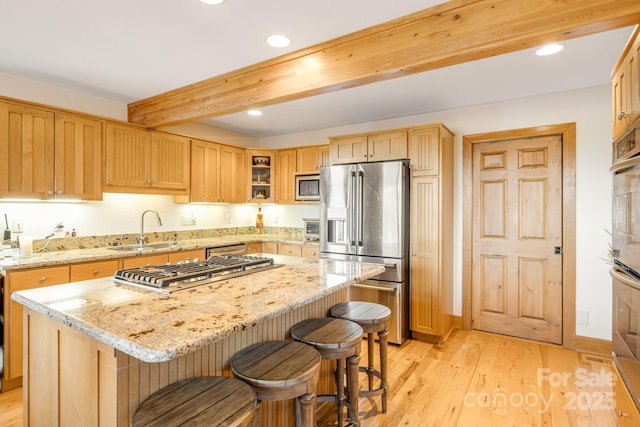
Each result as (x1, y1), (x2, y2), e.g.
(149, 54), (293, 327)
(246, 150), (276, 203)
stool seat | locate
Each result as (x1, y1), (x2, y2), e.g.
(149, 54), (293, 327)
(231, 340), (321, 427)
(291, 317), (363, 426)
(330, 301), (391, 332)
(132, 376), (256, 427)
(330, 301), (391, 415)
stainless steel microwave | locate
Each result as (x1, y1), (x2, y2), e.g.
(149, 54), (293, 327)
(295, 174), (320, 201)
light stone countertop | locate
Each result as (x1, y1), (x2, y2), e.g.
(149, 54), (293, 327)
(11, 255), (384, 363)
(0, 234), (317, 271)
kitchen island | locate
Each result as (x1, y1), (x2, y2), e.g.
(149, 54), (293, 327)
(11, 254), (384, 427)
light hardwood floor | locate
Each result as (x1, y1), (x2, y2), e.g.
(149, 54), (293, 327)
(0, 330), (631, 426)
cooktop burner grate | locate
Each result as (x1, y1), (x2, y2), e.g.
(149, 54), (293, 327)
(113, 254), (280, 293)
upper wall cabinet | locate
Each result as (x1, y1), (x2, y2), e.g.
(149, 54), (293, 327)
(0, 101), (103, 200)
(185, 139), (245, 203)
(54, 112), (103, 200)
(246, 150), (276, 203)
(613, 27), (640, 139)
(329, 130), (407, 164)
(0, 101), (54, 199)
(275, 149), (296, 204)
(296, 145), (330, 175)
(104, 123), (190, 195)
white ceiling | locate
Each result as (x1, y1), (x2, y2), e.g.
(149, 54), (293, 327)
(0, 0), (635, 137)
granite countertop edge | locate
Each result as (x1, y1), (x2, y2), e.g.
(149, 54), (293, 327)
(12, 258), (385, 363)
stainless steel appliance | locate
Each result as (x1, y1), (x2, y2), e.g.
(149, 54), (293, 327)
(611, 154), (640, 411)
(295, 174), (320, 201)
(205, 243), (247, 257)
(320, 159), (409, 344)
(113, 254), (281, 294)
(303, 218), (320, 242)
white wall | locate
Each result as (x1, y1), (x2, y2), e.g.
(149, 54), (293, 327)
(262, 85), (614, 341)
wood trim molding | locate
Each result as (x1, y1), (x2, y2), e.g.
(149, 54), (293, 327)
(127, 0), (640, 128)
(461, 123), (577, 350)
(575, 335), (612, 357)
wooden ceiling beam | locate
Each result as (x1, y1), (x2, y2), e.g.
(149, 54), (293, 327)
(128, 0), (640, 128)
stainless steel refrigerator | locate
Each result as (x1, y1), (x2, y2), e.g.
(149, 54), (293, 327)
(320, 159), (409, 344)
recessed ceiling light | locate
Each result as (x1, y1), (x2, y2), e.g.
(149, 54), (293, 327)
(200, 0), (224, 5)
(247, 110), (262, 116)
(536, 43), (564, 56)
(266, 34), (291, 48)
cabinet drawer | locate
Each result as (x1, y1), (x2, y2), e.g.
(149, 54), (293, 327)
(70, 260), (120, 282)
(9, 265), (70, 292)
(262, 242), (278, 254)
(122, 254), (169, 269)
(168, 249), (205, 264)
(278, 243), (302, 257)
(301, 246), (319, 258)
(246, 242), (262, 254)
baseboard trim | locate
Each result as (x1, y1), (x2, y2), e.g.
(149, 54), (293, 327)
(575, 335), (612, 357)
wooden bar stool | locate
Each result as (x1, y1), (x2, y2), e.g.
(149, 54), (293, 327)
(231, 340), (321, 427)
(330, 301), (391, 413)
(132, 376), (257, 427)
(290, 317), (363, 427)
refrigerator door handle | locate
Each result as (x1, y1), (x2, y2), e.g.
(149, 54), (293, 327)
(357, 170), (364, 246)
(350, 170), (357, 246)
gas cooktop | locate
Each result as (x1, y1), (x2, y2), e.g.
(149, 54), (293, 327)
(113, 254), (281, 294)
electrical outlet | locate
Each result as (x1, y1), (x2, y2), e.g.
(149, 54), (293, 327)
(181, 215), (196, 226)
(274, 215), (279, 224)
(576, 310), (589, 327)
(224, 211), (231, 224)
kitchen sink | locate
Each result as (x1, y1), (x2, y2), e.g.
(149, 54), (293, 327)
(108, 242), (181, 252)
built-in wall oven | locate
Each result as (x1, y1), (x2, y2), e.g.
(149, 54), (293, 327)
(611, 152), (640, 411)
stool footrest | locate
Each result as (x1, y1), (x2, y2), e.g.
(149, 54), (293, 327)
(358, 366), (386, 399)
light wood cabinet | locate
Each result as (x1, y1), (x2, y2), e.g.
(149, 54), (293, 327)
(186, 140), (246, 203)
(0, 101), (55, 198)
(301, 245), (319, 258)
(70, 259), (120, 282)
(329, 130), (408, 164)
(275, 149), (297, 204)
(4, 265), (70, 387)
(262, 241), (278, 254)
(189, 139), (221, 203)
(246, 242), (262, 254)
(296, 145), (330, 174)
(246, 150), (276, 202)
(104, 123), (190, 195)
(220, 144), (246, 203)
(613, 27), (640, 139)
(54, 112), (103, 200)
(277, 243), (303, 257)
(409, 124), (455, 341)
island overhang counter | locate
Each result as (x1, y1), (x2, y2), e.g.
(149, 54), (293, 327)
(12, 255), (385, 427)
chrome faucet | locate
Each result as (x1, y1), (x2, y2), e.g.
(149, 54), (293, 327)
(139, 210), (163, 248)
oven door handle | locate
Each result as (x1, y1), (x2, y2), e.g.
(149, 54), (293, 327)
(611, 267), (640, 288)
(350, 283), (396, 292)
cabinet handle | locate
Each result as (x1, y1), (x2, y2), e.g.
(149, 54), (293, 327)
(47, 190), (54, 196)
(412, 167), (417, 172)
(618, 410), (629, 417)
(57, 190), (63, 195)
(618, 111), (628, 120)
(412, 253), (417, 256)
(39, 276), (46, 282)
(93, 269), (100, 275)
